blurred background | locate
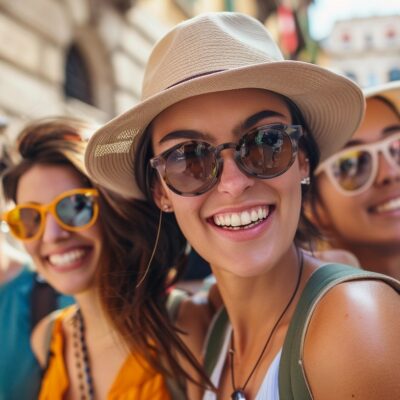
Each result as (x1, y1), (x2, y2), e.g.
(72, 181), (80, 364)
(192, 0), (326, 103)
(0, 0), (399, 140)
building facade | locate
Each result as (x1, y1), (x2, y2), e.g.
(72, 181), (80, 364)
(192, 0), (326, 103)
(0, 0), (313, 138)
(320, 15), (400, 87)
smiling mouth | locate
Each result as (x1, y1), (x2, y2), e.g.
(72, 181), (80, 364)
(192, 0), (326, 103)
(47, 248), (89, 268)
(370, 197), (400, 214)
(212, 205), (272, 230)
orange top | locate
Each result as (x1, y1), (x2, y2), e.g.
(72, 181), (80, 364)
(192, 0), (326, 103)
(38, 307), (171, 400)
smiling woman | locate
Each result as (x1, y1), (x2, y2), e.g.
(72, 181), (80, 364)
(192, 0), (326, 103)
(1, 117), (207, 399)
(310, 81), (400, 280)
(85, 12), (400, 400)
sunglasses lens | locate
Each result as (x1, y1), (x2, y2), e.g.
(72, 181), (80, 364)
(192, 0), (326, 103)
(331, 150), (373, 192)
(165, 142), (217, 194)
(7, 207), (41, 239)
(240, 128), (293, 177)
(56, 194), (96, 228)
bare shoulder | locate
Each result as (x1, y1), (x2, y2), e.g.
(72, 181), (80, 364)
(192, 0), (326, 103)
(31, 310), (62, 367)
(303, 279), (400, 400)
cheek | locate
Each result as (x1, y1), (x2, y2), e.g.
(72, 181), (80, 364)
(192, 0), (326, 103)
(23, 242), (38, 259)
(169, 195), (205, 237)
(85, 223), (103, 244)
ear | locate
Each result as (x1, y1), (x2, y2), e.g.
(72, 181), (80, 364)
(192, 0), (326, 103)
(298, 150), (310, 181)
(152, 179), (173, 212)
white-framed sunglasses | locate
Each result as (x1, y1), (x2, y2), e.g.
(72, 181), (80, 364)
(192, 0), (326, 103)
(315, 131), (400, 196)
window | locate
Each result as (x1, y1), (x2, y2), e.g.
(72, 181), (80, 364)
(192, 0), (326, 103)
(344, 71), (357, 82)
(64, 44), (94, 106)
(389, 68), (400, 82)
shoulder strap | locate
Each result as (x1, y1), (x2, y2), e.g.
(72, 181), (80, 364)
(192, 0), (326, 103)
(203, 307), (229, 377)
(166, 288), (188, 322)
(164, 289), (189, 400)
(278, 264), (400, 400)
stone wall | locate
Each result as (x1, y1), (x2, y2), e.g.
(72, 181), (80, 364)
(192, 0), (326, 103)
(0, 0), (174, 138)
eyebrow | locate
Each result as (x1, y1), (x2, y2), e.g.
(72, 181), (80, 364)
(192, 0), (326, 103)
(344, 124), (400, 148)
(233, 110), (286, 136)
(158, 129), (214, 144)
(158, 109), (286, 144)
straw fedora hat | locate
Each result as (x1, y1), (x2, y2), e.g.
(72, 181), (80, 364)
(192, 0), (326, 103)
(85, 12), (365, 199)
(363, 80), (400, 107)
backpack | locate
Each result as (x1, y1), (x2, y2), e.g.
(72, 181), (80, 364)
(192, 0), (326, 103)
(204, 264), (400, 399)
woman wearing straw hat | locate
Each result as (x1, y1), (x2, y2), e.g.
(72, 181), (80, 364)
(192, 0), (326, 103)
(85, 12), (400, 400)
(1, 118), (209, 399)
(309, 81), (400, 280)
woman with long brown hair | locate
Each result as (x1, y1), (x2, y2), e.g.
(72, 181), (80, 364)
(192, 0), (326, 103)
(1, 117), (208, 399)
(85, 13), (400, 400)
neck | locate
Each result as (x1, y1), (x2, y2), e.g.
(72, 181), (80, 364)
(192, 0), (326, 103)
(330, 240), (400, 280)
(212, 245), (301, 355)
(352, 245), (400, 280)
(74, 288), (112, 342)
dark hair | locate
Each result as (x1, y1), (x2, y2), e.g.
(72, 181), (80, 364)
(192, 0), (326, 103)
(0, 134), (12, 176)
(134, 92), (322, 250)
(1, 117), (205, 390)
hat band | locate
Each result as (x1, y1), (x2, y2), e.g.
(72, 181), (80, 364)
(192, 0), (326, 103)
(166, 69), (226, 90)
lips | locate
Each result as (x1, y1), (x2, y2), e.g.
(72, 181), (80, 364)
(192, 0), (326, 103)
(370, 196), (400, 214)
(212, 205), (271, 229)
(46, 247), (89, 269)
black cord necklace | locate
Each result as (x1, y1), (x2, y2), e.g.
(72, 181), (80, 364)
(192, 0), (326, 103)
(229, 250), (304, 400)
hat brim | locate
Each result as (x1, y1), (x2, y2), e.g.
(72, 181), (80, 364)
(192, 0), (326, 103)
(85, 61), (364, 199)
(363, 80), (400, 108)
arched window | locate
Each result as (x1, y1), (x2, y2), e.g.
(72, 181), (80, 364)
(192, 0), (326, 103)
(64, 44), (94, 106)
(389, 68), (400, 82)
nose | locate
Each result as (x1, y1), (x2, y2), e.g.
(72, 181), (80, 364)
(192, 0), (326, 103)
(374, 151), (400, 188)
(217, 152), (254, 197)
(41, 213), (70, 243)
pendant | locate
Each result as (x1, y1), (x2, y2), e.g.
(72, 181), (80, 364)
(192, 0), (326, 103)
(231, 389), (246, 400)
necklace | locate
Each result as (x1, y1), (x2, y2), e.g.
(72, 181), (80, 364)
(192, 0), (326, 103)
(229, 250), (304, 400)
(72, 308), (95, 400)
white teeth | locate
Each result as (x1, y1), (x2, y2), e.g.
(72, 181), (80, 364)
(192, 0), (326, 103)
(213, 206), (270, 229)
(241, 211), (251, 225)
(48, 249), (86, 267)
(374, 197), (400, 213)
(224, 214), (231, 226)
(231, 214), (241, 227)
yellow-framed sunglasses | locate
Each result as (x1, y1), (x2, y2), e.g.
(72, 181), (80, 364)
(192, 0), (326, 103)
(2, 188), (99, 242)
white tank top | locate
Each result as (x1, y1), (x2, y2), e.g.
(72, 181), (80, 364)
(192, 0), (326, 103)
(202, 326), (281, 400)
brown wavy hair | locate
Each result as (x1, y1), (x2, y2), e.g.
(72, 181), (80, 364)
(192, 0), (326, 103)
(1, 117), (208, 391)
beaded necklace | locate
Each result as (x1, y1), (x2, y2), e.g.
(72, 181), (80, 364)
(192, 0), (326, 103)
(72, 308), (95, 400)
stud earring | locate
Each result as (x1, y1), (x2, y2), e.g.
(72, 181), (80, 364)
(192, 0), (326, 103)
(301, 176), (310, 185)
(162, 204), (171, 212)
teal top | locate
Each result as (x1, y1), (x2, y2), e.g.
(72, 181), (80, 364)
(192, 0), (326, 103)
(0, 266), (74, 400)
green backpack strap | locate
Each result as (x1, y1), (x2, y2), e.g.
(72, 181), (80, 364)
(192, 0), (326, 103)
(166, 288), (189, 322)
(203, 306), (229, 377)
(165, 289), (190, 400)
(278, 263), (400, 400)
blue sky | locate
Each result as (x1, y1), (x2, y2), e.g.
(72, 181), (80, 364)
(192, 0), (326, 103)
(308, 0), (400, 40)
